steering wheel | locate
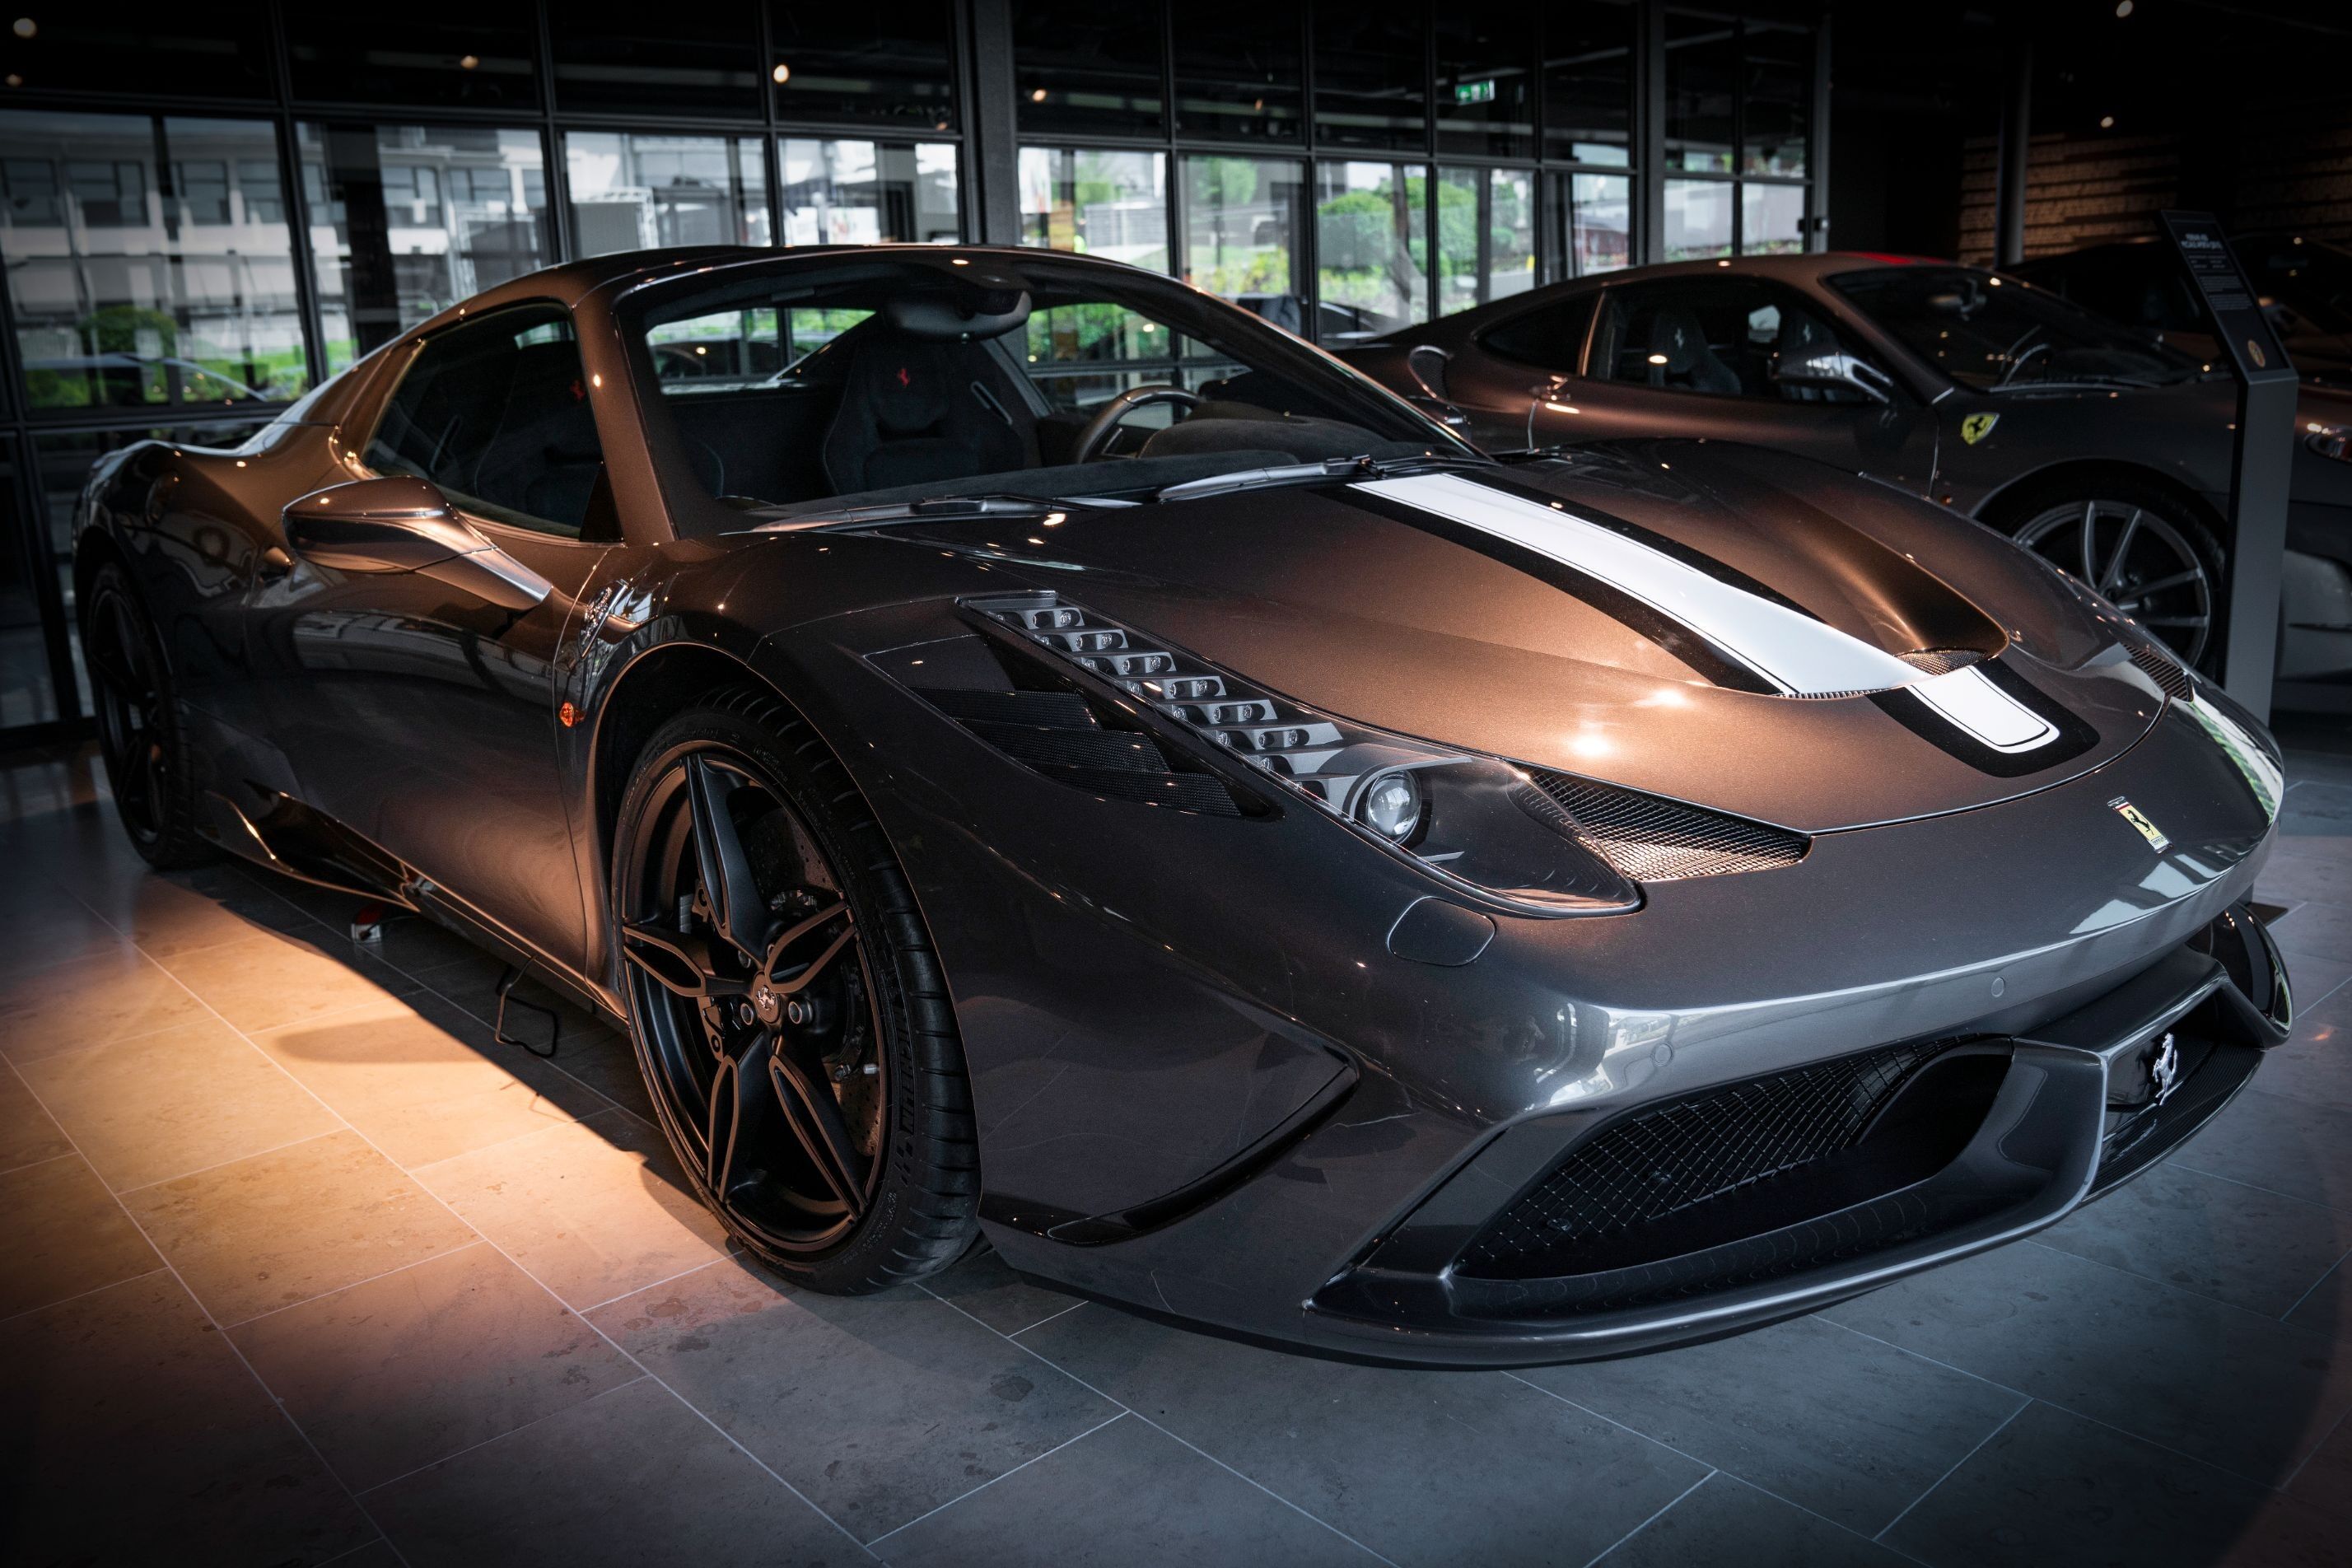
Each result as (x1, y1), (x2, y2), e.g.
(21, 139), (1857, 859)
(1072, 385), (1202, 463)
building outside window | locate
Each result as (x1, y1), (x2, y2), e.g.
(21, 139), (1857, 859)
(0, 1), (1821, 747)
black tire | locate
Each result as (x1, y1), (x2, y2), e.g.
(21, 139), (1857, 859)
(609, 685), (978, 1293)
(1996, 478), (2225, 670)
(81, 561), (212, 870)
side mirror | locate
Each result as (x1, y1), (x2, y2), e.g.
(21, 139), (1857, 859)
(282, 475), (550, 611)
(1771, 349), (1895, 405)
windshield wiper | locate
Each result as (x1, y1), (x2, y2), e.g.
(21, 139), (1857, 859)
(751, 493), (1076, 533)
(1155, 450), (1491, 502)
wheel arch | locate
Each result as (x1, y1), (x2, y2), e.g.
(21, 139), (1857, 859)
(588, 639), (787, 883)
(1970, 458), (2228, 550)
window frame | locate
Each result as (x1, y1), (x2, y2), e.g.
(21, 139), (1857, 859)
(355, 298), (612, 543)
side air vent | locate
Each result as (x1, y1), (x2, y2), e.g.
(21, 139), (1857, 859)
(917, 683), (1245, 815)
(1523, 770), (1808, 882)
(1897, 648), (1984, 676)
(2128, 641), (2194, 702)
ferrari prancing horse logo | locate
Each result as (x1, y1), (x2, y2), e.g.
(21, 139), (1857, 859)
(1961, 412), (2000, 446)
(2109, 796), (2170, 853)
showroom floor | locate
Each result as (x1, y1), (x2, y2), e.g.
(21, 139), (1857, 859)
(2, 727), (2349, 1568)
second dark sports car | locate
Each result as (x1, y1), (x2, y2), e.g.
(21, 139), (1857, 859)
(73, 244), (2290, 1365)
(1340, 252), (2352, 689)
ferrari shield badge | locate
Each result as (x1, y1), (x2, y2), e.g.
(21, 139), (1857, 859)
(1960, 412), (2000, 446)
(2109, 796), (2170, 852)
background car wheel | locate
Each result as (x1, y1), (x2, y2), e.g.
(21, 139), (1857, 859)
(610, 686), (978, 1293)
(2004, 483), (2223, 669)
(81, 562), (212, 870)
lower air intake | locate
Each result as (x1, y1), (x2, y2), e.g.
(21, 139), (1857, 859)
(1524, 772), (1807, 882)
(1458, 1039), (1944, 1280)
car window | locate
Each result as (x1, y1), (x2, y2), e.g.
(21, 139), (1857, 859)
(1589, 277), (1885, 403)
(647, 306), (875, 393)
(1021, 300), (1221, 414)
(1478, 292), (1598, 374)
(1830, 265), (2202, 390)
(365, 304), (607, 538)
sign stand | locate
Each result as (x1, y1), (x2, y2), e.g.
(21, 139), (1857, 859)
(2159, 212), (2297, 718)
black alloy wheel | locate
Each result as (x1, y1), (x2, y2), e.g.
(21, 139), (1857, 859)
(82, 562), (209, 868)
(612, 688), (978, 1290)
(2011, 494), (2219, 668)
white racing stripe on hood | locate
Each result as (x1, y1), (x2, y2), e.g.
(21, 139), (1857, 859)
(1356, 471), (2058, 754)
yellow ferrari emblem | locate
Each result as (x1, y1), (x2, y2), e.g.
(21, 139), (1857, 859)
(2109, 796), (2170, 853)
(1961, 413), (2000, 446)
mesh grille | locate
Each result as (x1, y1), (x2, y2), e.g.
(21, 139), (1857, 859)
(2129, 641), (2194, 702)
(1458, 1040), (1943, 1278)
(1898, 648), (1984, 676)
(1525, 772), (1808, 882)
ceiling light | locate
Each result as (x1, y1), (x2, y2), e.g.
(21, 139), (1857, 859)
(1030, 87), (1048, 102)
(458, 54), (479, 70)
(771, 62), (791, 84)
(2099, 114), (2116, 128)
(10, 18), (31, 38)
(2115, 0), (2133, 14)
(1647, 352), (1668, 365)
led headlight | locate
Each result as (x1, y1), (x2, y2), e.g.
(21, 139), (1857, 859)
(968, 592), (1638, 915)
(2305, 420), (2351, 463)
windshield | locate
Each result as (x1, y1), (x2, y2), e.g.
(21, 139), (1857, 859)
(1829, 266), (2204, 391)
(619, 250), (1472, 526)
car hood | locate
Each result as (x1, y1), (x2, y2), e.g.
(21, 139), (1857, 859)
(883, 441), (2169, 833)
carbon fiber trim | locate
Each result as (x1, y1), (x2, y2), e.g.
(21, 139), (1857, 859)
(1524, 771), (1808, 882)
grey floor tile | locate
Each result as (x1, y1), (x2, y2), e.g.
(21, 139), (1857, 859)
(2032, 1160), (2352, 1315)
(2272, 947), (2352, 1014)
(0, 1058), (71, 1171)
(2283, 1253), (2349, 1335)
(19, 1014), (343, 1191)
(2173, 1086), (2352, 1213)
(1524, 1314), (2023, 1534)
(871, 1412), (1378, 1567)
(0, 1271), (376, 1566)
(590, 1255), (1117, 1542)
(2256, 982), (2352, 1113)
(1883, 1401), (2341, 1568)
(365, 1376), (851, 1567)
(232, 1241), (640, 1491)
(123, 1128), (479, 1325)
(1594, 1474), (1908, 1568)
(1820, 1243), (2352, 1486)
(2283, 1409), (2352, 1523)
(926, 1242), (1082, 1336)
(1023, 1301), (1705, 1568)
(0, 1148), (160, 1319)
(2254, 852), (2352, 911)
(2270, 897), (2352, 963)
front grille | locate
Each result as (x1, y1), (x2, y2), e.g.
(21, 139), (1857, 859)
(1458, 1039), (1944, 1278)
(1524, 772), (1808, 882)
(2128, 641), (2194, 702)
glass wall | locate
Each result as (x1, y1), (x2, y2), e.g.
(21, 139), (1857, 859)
(0, 1), (1821, 744)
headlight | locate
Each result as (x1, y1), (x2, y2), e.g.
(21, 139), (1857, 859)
(2306, 420), (2351, 462)
(964, 591), (1646, 915)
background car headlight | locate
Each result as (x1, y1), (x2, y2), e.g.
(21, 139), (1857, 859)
(2306, 420), (2351, 462)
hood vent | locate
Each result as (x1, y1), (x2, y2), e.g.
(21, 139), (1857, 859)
(1524, 772), (1808, 882)
(1897, 648), (1984, 677)
(2127, 641), (2193, 702)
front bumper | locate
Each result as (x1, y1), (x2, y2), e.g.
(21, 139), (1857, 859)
(1302, 901), (2290, 1364)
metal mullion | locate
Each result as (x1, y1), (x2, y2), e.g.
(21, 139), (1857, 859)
(1162, 0), (1181, 284)
(533, 1), (572, 263)
(267, 0), (328, 393)
(1300, 0), (1320, 343)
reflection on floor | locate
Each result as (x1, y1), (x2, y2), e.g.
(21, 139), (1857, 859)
(2, 725), (2350, 1568)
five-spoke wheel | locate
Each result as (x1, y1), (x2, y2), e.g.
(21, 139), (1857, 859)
(612, 688), (978, 1289)
(82, 562), (208, 868)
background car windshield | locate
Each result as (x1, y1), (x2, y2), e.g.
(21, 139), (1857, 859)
(1831, 266), (2203, 390)
(625, 254), (1453, 517)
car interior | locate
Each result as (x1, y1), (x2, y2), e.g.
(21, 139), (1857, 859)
(1593, 278), (1881, 404)
(628, 256), (1444, 521)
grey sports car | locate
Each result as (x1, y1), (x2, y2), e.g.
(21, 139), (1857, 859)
(74, 244), (2289, 1365)
(1342, 252), (2352, 690)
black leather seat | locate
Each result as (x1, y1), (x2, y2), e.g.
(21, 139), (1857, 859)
(1636, 305), (1743, 394)
(1775, 307), (1842, 402)
(821, 334), (1034, 495)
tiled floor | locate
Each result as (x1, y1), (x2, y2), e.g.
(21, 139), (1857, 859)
(2, 721), (2348, 1568)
